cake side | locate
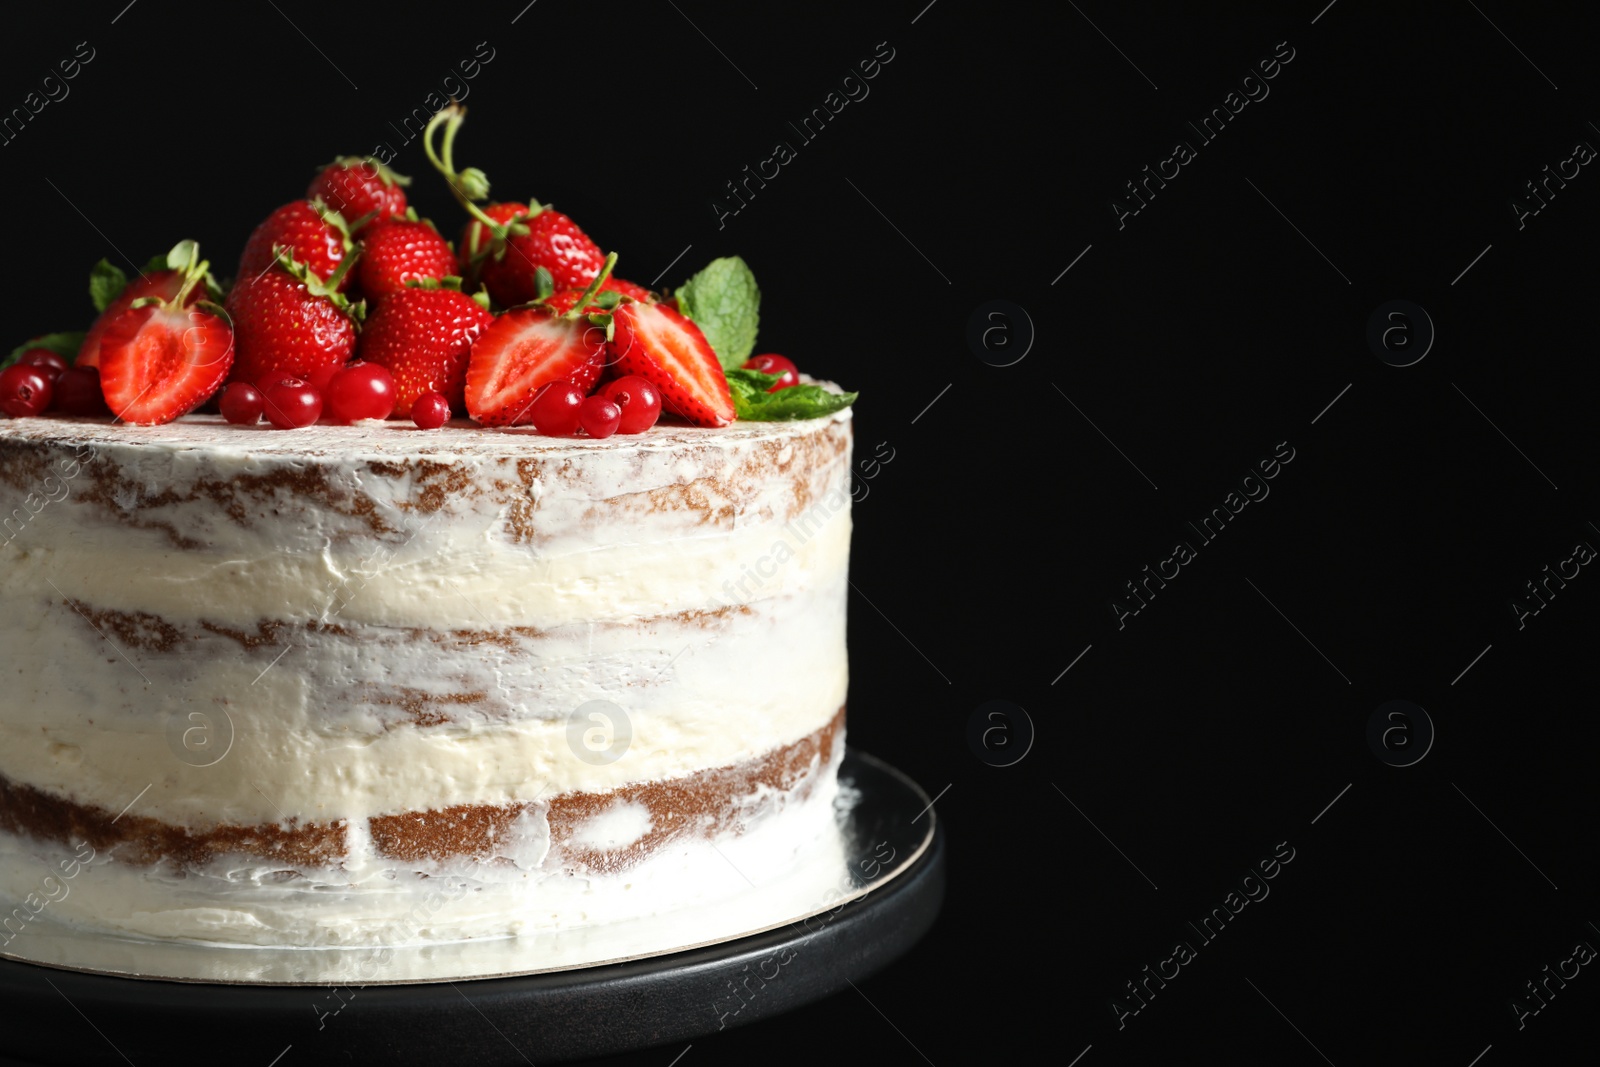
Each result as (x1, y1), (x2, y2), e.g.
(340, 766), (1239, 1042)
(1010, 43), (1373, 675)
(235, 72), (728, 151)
(0, 414), (852, 864)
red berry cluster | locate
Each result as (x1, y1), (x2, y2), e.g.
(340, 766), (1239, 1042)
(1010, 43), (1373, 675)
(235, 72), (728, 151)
(0, 350), (109, 418)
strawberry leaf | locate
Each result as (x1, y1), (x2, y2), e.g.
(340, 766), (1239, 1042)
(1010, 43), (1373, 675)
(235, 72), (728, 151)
(676, 256), (760, 371)
(4, 331), (87, 371)
(726, 368), (856, 420)
(165, 240), (200, 271)
(89, 260), (128, 313)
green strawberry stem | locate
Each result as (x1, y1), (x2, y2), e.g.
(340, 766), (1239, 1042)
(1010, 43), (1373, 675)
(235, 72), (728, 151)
(331, 154), (412, 188)
(423, 105), (514, 239)
(129, 241), (210, 311)
(272, 246), (365, 320)
(563, 253), (618, 319)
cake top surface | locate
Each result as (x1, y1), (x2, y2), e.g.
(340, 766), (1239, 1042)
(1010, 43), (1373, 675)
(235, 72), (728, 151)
(0, 406), (851, 461)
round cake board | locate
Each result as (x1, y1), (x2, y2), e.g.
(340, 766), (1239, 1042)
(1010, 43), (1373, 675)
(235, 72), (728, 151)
(0, 751), (945, 1065)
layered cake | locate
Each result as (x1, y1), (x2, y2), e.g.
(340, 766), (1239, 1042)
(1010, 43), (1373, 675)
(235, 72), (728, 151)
(0, 412), (853, 946)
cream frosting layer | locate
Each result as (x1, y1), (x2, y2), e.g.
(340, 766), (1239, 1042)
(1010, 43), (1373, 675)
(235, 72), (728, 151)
(0, 413), (852, 826)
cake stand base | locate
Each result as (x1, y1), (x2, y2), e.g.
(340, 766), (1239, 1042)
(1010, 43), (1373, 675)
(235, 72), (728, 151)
(0, 750), (945, 1065)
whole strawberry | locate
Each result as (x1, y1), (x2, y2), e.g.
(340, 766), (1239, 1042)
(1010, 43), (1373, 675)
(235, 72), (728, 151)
(227, 254), (362, 387)
(307, 157), (410, 231)
(238, 200), (353, 288)
(476, 205), (605, 304)
(358, 218), (458, 301)
(425, 106), (605, 306)
(358, 281), (493, 415)
(458, 202), (528, 272)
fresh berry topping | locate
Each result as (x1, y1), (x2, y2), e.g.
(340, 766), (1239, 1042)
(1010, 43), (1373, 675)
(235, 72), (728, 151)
(506, 208), (604, 294)
(237, 201), (353, 287)
(463, 253), (618, 425)
(358, 286), (493, 415)
(530, 381), (585, 436)
(424, 106), (605, 303)
(261, 377), (322, 429)
(220, 381), (264, 425)
(78, 270), (188, 368)
(609, 302), (734, 427)
(579, 394), (621, 439)
(465, 309), (607, 425)
(357, 219), (458, 300)
(307, 157), (410, 231)
(19, 349), (68, 382)
(52, 366), (110, 416)
(97, 243), (234, 426)
(0, 364), (52, 418)
(412, 391), (450, 429)
(226, 254), (362, 388)
(464, 206), (605, 305)
(743, 353), (799, 391)
(602, 375), (662, 434)
(325, 361), (396, 423)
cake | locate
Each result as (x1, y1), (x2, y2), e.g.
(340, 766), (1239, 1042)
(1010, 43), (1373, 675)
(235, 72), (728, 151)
(0, 411), (853, 947)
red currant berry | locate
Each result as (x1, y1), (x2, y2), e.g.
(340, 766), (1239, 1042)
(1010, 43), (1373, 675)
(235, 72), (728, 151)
(530, 380), (585, 436)
(261, 377), (323, 429)
(743, 353), (799, 391)
(579, 395), (622, 439)
(0, 364), (53, 417)
(304, 361), (344, 392)
(19, 349), (68, 382)
(602, 375), (662, 434)
(325, 361), (396, 423)
(412, 391), (450, 430)
(52, 365), (110, 416)
(220, 382), (265, 425)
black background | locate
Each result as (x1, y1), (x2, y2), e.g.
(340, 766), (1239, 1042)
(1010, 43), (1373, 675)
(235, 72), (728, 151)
(4, 1), (1600, 1064)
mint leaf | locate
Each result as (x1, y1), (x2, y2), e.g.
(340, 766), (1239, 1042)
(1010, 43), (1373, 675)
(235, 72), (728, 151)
(89, 259), (128, 313)
(4, 332), (87, 371)
(676, 256), (760, 371)
(727, 367), (782, 392)
(727, 368), (856, 421)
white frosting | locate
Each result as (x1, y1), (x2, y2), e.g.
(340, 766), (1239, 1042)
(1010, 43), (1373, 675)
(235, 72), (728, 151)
(0, 413), (852, 829)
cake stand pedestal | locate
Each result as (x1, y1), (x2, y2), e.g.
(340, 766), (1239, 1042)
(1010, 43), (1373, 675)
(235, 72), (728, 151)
(0, 750), (945, 1065)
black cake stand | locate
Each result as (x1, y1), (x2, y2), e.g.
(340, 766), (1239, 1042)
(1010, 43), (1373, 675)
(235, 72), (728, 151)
(0, 750), (945, 1065)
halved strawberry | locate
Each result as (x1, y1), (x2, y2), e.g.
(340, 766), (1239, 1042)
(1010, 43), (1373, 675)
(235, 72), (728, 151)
(464, 308), (607, 425)
(464, 254), (619, 426)
(78, 270), (186, 368)
(98, 242), (233, 425)
(609, 302), (734, 427)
